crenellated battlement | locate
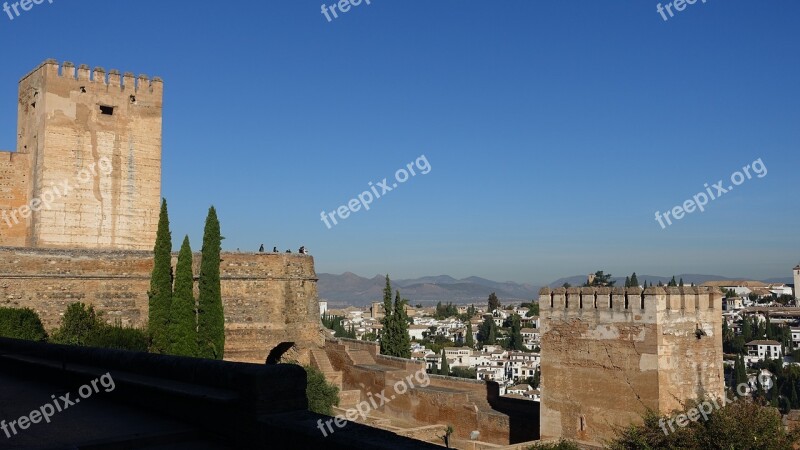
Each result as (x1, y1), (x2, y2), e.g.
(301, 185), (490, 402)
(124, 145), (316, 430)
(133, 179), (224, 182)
(538, 285), (721, 313)
(21, 59), (163, 96)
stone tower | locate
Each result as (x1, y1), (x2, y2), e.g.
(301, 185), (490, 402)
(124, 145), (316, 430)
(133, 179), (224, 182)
(0, 59), (162, 250)
(538, 286), (724, 447)
(794, 265), (800, 300)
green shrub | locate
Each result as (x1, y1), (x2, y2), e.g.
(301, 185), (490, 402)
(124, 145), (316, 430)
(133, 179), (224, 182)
(304, 365), (339, 416)
(527, 440), (581, 450)
(86, 322), (149, 352)
(0, 307), (48, 342)
(52, 302), (149, 352)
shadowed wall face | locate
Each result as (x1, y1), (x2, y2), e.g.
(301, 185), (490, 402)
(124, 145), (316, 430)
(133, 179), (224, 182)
(0, 248), (323, 363)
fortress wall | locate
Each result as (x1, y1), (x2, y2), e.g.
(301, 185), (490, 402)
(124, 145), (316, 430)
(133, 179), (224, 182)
(0, 152), (31, 247)
(539, 286), (723, 445)
(0, 247), (322, 363)
(656, 286), (725, 413)
(323, 338), (534, 445)
(18, 61), (162, 250)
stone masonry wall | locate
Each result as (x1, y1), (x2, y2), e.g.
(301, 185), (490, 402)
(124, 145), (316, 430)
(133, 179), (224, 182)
(0, 247), (323, 363)
(0, 60), (163, 250)
(538, 286), (723, 446)
(0, 152), (31, 247)
(323, 338), (538, 445)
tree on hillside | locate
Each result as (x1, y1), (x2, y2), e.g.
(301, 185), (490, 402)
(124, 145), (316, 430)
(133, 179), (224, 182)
(465, 320), (474, 348)
(169, 236), (197, 357)
(379, 275), (411, 358)
(478, 316), (497, 345)
(584, 271), (615, 287)
(148, 198), (173, 354)
(439, 349), (449, 376)
(488, 292), (500, 312)
(197, 206), (224, 359)
(508, 314), (525, 351)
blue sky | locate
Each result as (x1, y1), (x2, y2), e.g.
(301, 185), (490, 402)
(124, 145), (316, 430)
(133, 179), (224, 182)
(1, 0), (798, 284)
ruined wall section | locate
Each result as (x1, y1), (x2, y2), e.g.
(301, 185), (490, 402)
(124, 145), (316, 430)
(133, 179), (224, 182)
(539, 286), (724, 446)
(18, 60), (162, 250)
(0, 248), (322, 363)
(0, 152), (31, 246)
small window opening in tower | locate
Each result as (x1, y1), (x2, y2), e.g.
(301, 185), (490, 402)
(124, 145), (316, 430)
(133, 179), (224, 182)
(130, 95), (136, 104)
(80, 86), (86, 93)
(31, 101), (35, 108)
(100, 105), (114, 115)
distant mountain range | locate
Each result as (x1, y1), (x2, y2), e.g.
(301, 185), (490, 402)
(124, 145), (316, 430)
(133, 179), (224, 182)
(319, 272), (794, 307)
(317, 273), (539, 307)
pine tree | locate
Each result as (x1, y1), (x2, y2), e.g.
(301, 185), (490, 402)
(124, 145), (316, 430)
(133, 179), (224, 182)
(465, 321), (475, 348)
(488, 292), (500, 312)
(625, 276), (631, 288)
(169, 236), (197, 357)
(668, 276), (678, 287)
(197, 206), (224, 359)
(630, 272), (639, 287)
(148, 198), (173, 354)
(439, 349), (449, 376)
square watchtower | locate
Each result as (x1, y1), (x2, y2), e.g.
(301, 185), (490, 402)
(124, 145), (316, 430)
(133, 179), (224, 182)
(0, 59), (162, 250)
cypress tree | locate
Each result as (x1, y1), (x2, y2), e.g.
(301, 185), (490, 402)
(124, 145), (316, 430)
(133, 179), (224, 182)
(169, 235), (197, 357)
(148, 198), (172, 354)
(380, 275), (394, 356)
(465, 321), (474, 348)
(630, 272), (639, 287)
(197, 206), (224, 359)
(488, 292), (500, 312)
(439, 349), (449, 376)
(393, 290), (411, 358)
(487, 320), (497, 345)
(509, 314), (524, 351)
